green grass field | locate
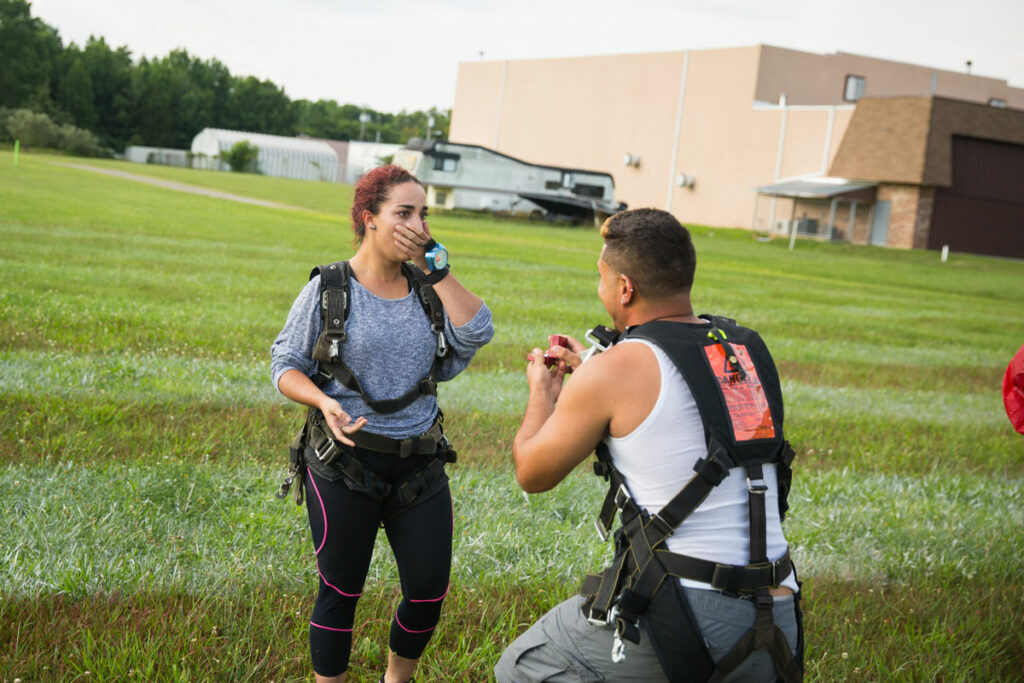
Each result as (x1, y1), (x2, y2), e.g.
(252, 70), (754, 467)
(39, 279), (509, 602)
(2, 151), (1023, 682)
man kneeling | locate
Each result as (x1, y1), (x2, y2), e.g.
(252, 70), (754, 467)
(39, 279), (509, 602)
(496, 208), (803, 683)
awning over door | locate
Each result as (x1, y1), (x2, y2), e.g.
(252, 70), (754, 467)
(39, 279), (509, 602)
(754, 177), (876, 198)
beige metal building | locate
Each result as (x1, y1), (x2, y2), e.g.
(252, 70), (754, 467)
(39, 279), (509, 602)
(450, 45), (1024, 258)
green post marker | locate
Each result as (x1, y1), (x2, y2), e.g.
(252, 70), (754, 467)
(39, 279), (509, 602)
(13, 139), (19, 165)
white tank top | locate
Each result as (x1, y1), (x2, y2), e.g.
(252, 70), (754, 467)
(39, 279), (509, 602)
(604, 339), (798, 592)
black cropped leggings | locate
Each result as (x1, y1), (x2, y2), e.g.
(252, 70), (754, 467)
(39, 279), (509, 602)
(303, 450), (453, 677)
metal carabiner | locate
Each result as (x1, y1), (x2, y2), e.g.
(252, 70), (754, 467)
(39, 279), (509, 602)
(611, 631), (626, 663)
(275, 466), (297, 499)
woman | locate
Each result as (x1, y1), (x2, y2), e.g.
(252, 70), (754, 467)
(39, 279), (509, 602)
(271, 164), (494, 683)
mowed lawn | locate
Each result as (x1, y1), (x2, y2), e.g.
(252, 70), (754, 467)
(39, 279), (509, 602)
(1, 151), (1022, 682)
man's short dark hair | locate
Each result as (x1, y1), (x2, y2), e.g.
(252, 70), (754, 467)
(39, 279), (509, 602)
(600, 208), (696, 299)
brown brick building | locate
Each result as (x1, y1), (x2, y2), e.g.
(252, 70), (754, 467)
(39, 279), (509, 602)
(828, 97), (1024, 257)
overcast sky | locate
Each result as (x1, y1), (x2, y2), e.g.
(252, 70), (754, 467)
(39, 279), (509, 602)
(30, 0), (1024, 113)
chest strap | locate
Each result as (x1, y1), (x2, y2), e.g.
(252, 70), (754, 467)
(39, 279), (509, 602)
(312, 260), (449, 415)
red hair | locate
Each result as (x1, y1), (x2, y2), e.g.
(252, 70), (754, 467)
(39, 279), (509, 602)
(350, 164), (423, 242)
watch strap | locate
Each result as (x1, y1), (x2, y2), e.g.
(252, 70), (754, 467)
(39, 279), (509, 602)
(417, 266), (449, 285)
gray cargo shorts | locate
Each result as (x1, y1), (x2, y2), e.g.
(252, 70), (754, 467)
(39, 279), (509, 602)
(494, 588), (798, 682)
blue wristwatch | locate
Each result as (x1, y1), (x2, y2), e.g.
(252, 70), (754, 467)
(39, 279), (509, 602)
(425, 240), (449, 272)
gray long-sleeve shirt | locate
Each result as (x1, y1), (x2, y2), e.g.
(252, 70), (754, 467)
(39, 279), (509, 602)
(271, 274), (494, 438)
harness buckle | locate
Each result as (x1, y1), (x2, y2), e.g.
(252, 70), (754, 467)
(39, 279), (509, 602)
(694, 452), (732, 485)
(759, 559), (778, 588)
(649, 512), (674, 538)
(593, 518), (611, 543)
(587, 606), (611, 627)
(418, 377), (438, 396)
(328, 338), (340, 359)
(435, 331), (448, 357)
(747, 476), (768, 494)
(314, 440), (342, 465)
(613, 484), (632, 510)
(743, 560), (778, 589)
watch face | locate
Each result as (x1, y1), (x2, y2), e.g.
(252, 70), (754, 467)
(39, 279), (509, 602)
(433, 247), (448, 270)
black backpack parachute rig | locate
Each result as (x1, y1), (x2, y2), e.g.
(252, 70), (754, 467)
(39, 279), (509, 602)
(579, 316), (803, 683)
(276, 260), (456, 508)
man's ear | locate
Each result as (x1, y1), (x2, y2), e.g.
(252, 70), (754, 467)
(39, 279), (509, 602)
(620, 274), (635, 305)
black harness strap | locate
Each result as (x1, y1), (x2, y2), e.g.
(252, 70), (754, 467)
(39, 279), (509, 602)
(311, 261), (448, 415)
(656, 548), (792, 592)
(705, 458), (799, 682)
(578, 317), (802, 682)
(302, 409), (451, 509)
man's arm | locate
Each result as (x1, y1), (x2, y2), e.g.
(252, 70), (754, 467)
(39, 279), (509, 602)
(512, 347), (620, 493)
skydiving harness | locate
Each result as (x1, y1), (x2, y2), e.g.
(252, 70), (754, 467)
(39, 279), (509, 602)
(276, 260), (456, 508)
(310, 260), (449, 414)
(579, 316), (803, 683)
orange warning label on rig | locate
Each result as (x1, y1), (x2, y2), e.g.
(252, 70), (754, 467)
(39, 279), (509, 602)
(703, 343), (776, 441)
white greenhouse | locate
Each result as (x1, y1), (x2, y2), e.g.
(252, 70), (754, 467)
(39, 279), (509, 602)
(190, 128), (340, 182)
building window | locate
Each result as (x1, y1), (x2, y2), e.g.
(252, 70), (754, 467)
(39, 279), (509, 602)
(844, 75), (866, 102)
(989, 98), (1008, 108)
(431, 156), (458, 172)
(573, 183), (605, 198)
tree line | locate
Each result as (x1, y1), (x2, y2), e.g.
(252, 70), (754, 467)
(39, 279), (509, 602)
(0, 0), (451, 154)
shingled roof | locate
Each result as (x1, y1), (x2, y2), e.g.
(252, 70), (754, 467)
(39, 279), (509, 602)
(829, 97), (1024, 187)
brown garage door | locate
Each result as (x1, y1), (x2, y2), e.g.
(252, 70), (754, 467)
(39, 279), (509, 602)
(929, 136), (1024, 259)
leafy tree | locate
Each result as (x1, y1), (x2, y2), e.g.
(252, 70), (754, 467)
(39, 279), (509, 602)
(2, 107), (104, 156)
(131, 51), (202, 148)
(223, 140), (259, 172)
(291, 101), (450, 144)
(5, 108), (58, 147)
(0, 0), (62, 110)
(80, 36), (134, 150)
(294, 99), (360, 140)
(56, 122), (104, 156)
(0, 2), (453, 154)
(57, 53), (98, 130)
(228, 76), (295, 135)
(187, 56), (233, 129)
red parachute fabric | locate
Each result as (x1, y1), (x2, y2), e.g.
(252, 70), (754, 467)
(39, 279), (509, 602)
(1004, 343), (1024, 434)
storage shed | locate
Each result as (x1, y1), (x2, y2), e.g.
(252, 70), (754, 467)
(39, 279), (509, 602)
(190, 128), (339, 182)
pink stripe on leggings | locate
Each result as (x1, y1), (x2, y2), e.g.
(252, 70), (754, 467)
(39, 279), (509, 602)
(310, 620), (353, 632)
(307, 469), (329, 556)
(394, 612), (436, 634)
(315, 557), (363, 598)
(408, 582), (450, 603)
(307, 470), (362, 598)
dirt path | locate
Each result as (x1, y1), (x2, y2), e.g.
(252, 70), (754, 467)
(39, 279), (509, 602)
(53, 162), (308, 211)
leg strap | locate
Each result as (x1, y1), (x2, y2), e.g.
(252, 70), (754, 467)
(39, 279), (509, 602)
(707, 592), (802, 683)
(395, 458), (447, 505)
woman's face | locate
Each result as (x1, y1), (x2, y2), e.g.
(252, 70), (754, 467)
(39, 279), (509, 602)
(366, 180), (428, 260)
